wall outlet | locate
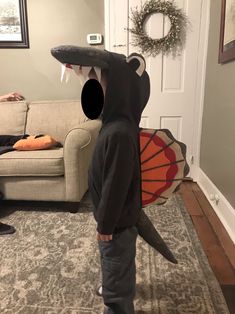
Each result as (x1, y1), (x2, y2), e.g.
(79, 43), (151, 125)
(210, 194), (220, 204)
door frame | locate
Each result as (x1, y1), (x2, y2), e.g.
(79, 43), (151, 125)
(104, 0), (111, 51)
(104, 0), (211, 180)
(190, 0), (210, 179)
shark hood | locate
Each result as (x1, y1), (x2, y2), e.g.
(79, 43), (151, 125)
(51, 45), (150, 127)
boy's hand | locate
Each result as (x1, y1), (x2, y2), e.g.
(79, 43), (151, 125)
(96, 232), (113, 242)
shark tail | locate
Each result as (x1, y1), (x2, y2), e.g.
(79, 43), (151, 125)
(136, 210), (178, 264)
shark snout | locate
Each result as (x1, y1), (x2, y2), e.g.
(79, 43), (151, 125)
(51, 45), (109, 85)
(51, 45), (109, 68)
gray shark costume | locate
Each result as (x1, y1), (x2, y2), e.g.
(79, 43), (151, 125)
(51, 46), (179, 313)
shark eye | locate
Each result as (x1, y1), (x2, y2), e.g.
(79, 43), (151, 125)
(81, 79), (104, 120)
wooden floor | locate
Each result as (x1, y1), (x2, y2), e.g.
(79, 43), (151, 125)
(179, 181), (235, 314)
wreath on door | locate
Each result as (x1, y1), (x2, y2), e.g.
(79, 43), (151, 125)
(129, 0), (189, 57)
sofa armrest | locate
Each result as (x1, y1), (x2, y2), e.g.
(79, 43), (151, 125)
(63, 119), (101, 201)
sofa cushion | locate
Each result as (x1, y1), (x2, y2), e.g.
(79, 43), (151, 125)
(25, 100), (88, 144)
(0, 101), (28, 135)
(0, 148), (64, 176)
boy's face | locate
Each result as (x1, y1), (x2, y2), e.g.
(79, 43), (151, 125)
(80, 68), (107, 120)
(88, 68), (107, 96)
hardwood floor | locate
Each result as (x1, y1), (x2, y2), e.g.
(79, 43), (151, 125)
(179, 181), (235, 314)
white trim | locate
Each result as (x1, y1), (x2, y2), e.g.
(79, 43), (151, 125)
(104, 0), (111, 50)
(197, 167), (235, 244)
(191, 0), (211, 179)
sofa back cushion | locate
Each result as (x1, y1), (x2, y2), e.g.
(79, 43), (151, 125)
(0, 101), (28, 135)
(25, 100), (88, 143)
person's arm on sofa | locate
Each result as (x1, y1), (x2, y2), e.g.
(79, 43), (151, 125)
(0, 92), (24, 102)
(63, 119), (101, 202)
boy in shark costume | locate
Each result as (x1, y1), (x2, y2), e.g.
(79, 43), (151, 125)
(51, 46), (178, 314)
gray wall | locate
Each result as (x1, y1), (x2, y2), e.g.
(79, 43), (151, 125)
(0, 0), (104, 101)
(200, 0), (235, 208)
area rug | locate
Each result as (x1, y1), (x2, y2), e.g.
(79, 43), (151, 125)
(0, 194), (229, 314)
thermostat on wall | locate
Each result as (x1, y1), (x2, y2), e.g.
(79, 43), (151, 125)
(87, 33), (102, 45)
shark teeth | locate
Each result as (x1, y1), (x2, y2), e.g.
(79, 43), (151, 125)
(72, 65), (85, 85)
(60, 64), (66, 82)
(94, 67), (101, 82)
(61, 64), (72, 83)
(72, 65), (82, 76)
(60, 64), (102, 86)
(81, 66), (92, 81)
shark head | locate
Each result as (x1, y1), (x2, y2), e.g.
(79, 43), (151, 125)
(51, 45), (150, 125)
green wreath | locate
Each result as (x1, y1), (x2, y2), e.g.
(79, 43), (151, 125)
(129, 0), (189, 57)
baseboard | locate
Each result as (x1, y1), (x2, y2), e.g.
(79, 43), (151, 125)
(197, 168), (235, 244)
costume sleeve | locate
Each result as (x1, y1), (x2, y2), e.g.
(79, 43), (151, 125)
(96, 132), (135, 234)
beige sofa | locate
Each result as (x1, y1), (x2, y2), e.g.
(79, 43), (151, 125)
(0, 100), (101, 205)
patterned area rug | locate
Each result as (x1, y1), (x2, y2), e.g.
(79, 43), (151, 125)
(0, 194), (229, 314)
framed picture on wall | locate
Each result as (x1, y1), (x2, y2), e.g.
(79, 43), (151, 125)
(219, 0), (235, 63)
(0, 0), (29, 48)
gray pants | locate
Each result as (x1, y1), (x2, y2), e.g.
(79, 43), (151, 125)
(98, 226), (138, 314)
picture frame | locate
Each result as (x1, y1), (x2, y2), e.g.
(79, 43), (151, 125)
(0, 0), (29, 48)
(219, 0), (235, 63)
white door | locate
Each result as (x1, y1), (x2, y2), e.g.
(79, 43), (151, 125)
(104, 0), (208, 178)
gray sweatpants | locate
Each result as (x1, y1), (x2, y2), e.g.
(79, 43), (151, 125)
(98, 226), (138, 314)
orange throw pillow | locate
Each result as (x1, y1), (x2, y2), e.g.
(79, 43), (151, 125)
(13, 135), (58, 151)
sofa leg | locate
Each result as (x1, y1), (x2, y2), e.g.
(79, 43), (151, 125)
(68, 202), (80, 213)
